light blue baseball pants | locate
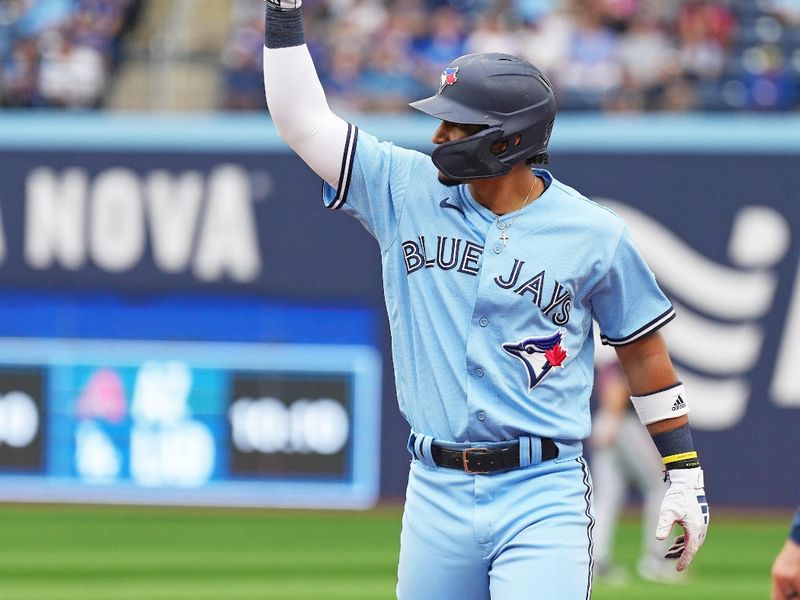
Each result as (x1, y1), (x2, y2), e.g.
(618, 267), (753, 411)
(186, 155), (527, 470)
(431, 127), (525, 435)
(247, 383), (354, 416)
(397, 439), (595, 600)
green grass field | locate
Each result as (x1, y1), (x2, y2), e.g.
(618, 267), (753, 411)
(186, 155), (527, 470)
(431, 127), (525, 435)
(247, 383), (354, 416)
(0, 504), (789, 599)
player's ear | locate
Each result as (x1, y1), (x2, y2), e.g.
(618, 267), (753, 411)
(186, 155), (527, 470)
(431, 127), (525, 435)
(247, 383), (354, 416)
(490, 140), (509, 156)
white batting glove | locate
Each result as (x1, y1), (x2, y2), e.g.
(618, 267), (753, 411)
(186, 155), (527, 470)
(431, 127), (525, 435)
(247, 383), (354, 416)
(655, 466), (709, 571)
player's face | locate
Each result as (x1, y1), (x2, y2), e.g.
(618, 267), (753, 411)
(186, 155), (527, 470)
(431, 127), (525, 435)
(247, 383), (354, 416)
(432, 121), (485, 186)
(433, 121), (484, 144)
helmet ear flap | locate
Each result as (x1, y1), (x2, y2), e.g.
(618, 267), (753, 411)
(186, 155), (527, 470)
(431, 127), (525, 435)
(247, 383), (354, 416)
(496, 117), (556, 166)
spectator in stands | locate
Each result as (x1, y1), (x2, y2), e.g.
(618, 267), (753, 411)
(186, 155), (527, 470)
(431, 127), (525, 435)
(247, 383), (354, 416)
(37, 29), (106, 108)
(1, 36), (38, 106)
(359, 38), (428, 112)
(220, 9), (266, 111)
(615, 8), (679, 110)
(515, 7), (572, 76)
(71, 1), (124, 57)
(558, 0), (624, 110)
(466, 13), (520, 56)
(412, 6), (468, 85)
(675, 0), (735, 80)
(0, 1), (25, 59)
(322, 41), (368, 112)
(0, 0), (138, 109)
(739, 43), (797, 110)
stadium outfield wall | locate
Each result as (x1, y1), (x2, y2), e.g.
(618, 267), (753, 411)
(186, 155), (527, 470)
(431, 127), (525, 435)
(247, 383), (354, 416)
(0, 112), (798, 508)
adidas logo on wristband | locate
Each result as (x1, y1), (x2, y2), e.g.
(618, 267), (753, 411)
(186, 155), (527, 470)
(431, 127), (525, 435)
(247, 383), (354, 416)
(631, 383), (689, 424)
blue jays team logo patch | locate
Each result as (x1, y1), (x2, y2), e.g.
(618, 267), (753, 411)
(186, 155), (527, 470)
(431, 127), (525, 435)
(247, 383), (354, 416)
(438, 67), (459, 93)
(502, 331), (568, 391)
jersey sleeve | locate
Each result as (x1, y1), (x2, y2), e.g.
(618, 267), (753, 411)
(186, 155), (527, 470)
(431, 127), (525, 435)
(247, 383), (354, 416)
(322, 125), (428, 251)
(590, 225), (675, 346)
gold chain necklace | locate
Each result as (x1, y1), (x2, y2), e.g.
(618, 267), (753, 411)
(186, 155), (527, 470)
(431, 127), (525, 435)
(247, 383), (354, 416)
(499, 177), (537, 246)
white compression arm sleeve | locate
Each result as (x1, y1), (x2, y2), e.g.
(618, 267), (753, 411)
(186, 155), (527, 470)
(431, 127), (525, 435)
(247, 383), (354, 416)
(263, 44), (349, 188)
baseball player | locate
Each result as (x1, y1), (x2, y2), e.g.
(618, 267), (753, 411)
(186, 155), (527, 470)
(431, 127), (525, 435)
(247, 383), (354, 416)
(772, 507), (800, 600)
(261, 2), (709, 598)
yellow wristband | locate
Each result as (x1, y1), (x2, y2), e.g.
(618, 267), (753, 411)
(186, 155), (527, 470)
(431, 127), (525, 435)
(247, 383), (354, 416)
(662, 451), (698, 465)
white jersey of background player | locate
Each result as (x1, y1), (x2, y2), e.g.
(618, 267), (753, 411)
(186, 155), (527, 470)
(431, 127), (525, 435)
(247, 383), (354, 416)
(261, 1), (709, 598)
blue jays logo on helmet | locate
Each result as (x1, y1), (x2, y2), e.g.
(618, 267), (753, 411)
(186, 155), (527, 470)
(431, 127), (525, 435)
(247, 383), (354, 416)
(438, 67), (459, 94)
(502, 331), (568, 391)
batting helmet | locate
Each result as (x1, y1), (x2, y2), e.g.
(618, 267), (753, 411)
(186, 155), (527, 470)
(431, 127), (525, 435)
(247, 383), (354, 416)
(410, 53), (557, 181)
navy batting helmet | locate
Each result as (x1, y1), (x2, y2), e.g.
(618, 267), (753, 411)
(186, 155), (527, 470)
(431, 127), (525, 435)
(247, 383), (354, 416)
(410, 53), (557, 181)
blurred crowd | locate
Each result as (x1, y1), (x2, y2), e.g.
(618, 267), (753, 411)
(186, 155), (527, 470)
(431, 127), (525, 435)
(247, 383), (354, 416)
(0, 0), (141, 108)
(2, 0), (798, 112)
(222, 0), (800, 113)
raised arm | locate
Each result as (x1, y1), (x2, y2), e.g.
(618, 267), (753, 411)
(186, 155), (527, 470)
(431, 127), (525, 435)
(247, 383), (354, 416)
(262, 0), (349, 187)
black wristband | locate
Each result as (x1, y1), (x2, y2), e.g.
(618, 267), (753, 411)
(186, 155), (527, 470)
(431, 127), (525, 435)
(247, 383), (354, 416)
(264, 2), (305, 49)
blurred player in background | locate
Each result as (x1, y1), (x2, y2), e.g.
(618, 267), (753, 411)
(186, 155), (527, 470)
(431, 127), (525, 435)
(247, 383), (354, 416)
(772, 507), (800, 599)
(261, 1), (709, 597)
(590, 341), (685, 584)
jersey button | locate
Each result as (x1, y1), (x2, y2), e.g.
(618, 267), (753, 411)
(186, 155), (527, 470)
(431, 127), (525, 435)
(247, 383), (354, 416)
(496, 220), (507, 230)
(493, 244), (502, 254)
(475, 368), (484, 377)
(479, 317), (489, 327)
(477, 411), (486, 421)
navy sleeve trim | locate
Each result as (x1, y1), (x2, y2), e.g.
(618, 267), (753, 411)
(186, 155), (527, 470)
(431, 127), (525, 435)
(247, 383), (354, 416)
(328, 124), (358, 210)
(600, 306), (676, 347)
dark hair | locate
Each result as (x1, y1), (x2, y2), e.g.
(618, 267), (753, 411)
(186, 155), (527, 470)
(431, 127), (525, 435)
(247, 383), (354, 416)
(527, 152), (549, 165)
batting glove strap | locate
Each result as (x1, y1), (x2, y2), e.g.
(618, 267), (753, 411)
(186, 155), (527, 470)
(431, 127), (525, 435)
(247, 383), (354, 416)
(265, 0), (302, 10)
(656, 466), (709, 572)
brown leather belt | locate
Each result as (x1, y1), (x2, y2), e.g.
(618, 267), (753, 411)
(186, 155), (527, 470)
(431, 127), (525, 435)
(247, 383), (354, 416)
(430, 438), (559, 474)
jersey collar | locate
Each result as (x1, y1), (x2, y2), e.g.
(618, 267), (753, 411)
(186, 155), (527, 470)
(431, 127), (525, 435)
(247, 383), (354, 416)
(459, 168), (554, 225)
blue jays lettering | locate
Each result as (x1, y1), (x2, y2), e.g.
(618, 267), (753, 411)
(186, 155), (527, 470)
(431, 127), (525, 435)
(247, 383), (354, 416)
(401, 235), (572, 327)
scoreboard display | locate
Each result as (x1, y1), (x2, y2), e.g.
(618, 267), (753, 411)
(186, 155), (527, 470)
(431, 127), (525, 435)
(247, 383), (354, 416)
(0, 297), (382, 509)
(0, 369), (44, 470)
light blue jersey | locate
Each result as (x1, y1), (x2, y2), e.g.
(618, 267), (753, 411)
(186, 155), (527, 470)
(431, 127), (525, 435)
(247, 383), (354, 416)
(324, 126), (673, 444)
